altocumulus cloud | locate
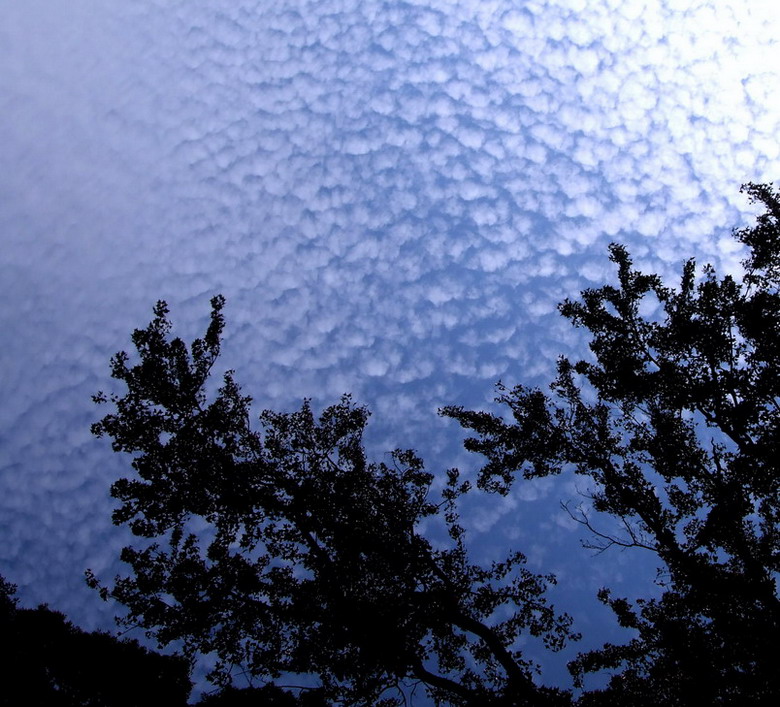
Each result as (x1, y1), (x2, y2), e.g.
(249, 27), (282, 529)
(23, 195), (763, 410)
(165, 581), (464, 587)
(1, 0), (779, 691)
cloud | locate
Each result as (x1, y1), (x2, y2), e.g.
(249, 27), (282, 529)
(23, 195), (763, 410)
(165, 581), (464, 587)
(2, 0), (780, 690)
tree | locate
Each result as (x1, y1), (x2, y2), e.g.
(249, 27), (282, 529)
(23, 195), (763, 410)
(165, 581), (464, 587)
(89, 298), (575, 706)
(90, 182), (780, 705)
(0, 574), (191, 706)
(195, 684), (330, 706)
(443, 182), (780, 705)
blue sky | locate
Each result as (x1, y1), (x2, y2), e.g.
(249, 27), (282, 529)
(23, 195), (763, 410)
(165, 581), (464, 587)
(1, 0), (779, 697)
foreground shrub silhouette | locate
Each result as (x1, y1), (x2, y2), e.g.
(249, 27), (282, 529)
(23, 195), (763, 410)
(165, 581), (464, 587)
(0, 575), (191, 706)
(91, 183), (780, 705)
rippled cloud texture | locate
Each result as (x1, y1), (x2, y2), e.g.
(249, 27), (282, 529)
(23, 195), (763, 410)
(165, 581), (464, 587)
(2, 0), (779, 691)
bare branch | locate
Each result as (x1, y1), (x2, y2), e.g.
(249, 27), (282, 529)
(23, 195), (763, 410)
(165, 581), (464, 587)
(561, 501), (656, 554)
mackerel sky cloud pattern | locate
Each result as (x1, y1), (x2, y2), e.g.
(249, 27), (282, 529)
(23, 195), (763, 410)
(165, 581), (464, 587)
(1, 0), (779, 691)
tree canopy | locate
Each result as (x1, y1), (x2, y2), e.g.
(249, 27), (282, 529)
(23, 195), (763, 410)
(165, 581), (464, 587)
(88, 300), (575, 706)
(90, 183), (780, 705)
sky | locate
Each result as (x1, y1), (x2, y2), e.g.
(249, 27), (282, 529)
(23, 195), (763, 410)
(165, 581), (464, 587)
(1, 0), (779, 698)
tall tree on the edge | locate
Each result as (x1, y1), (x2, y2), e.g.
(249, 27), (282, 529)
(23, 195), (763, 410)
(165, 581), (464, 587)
(444, 183), (780, 705)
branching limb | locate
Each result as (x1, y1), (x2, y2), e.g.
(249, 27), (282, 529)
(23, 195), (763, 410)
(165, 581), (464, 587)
(411, 659), (476, 703)
(561, 501), (655, 554)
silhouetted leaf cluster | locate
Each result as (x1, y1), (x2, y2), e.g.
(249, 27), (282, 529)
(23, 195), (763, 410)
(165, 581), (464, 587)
(90, 183), (780, 705)
(444, 182), (780, 705)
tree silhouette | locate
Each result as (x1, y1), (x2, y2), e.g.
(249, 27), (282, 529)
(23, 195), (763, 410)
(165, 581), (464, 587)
(444, 182), (780, 705)
(89, 302), (575, 705)
(0, 575), (191, 706)
(196, 684), (330, 706)
(91, 183), (780, 705)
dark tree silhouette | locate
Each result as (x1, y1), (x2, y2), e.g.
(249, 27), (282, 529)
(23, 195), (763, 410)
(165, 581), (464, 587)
(88, 304), (575, 705)
(90, 183), (780, 706)
(0, 575), (191, 706)
(196, 684), (330, 706)
(444, 182), (780, 705)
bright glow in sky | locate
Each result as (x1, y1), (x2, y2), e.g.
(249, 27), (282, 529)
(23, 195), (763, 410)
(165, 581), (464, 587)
(1, 0), (779, 695)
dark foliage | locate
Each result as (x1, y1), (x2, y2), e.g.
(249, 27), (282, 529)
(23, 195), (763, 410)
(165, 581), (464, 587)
(196, 684), (330, 706)
(89, 301), (575, 705)
(91, 183), (780, 705)
(444, 182), (780, 705)
(0, 575), (191, 706)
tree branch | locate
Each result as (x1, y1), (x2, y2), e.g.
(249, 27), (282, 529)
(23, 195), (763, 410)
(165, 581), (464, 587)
(562, 501), (655, 554)
(411, 659), (476, 703)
